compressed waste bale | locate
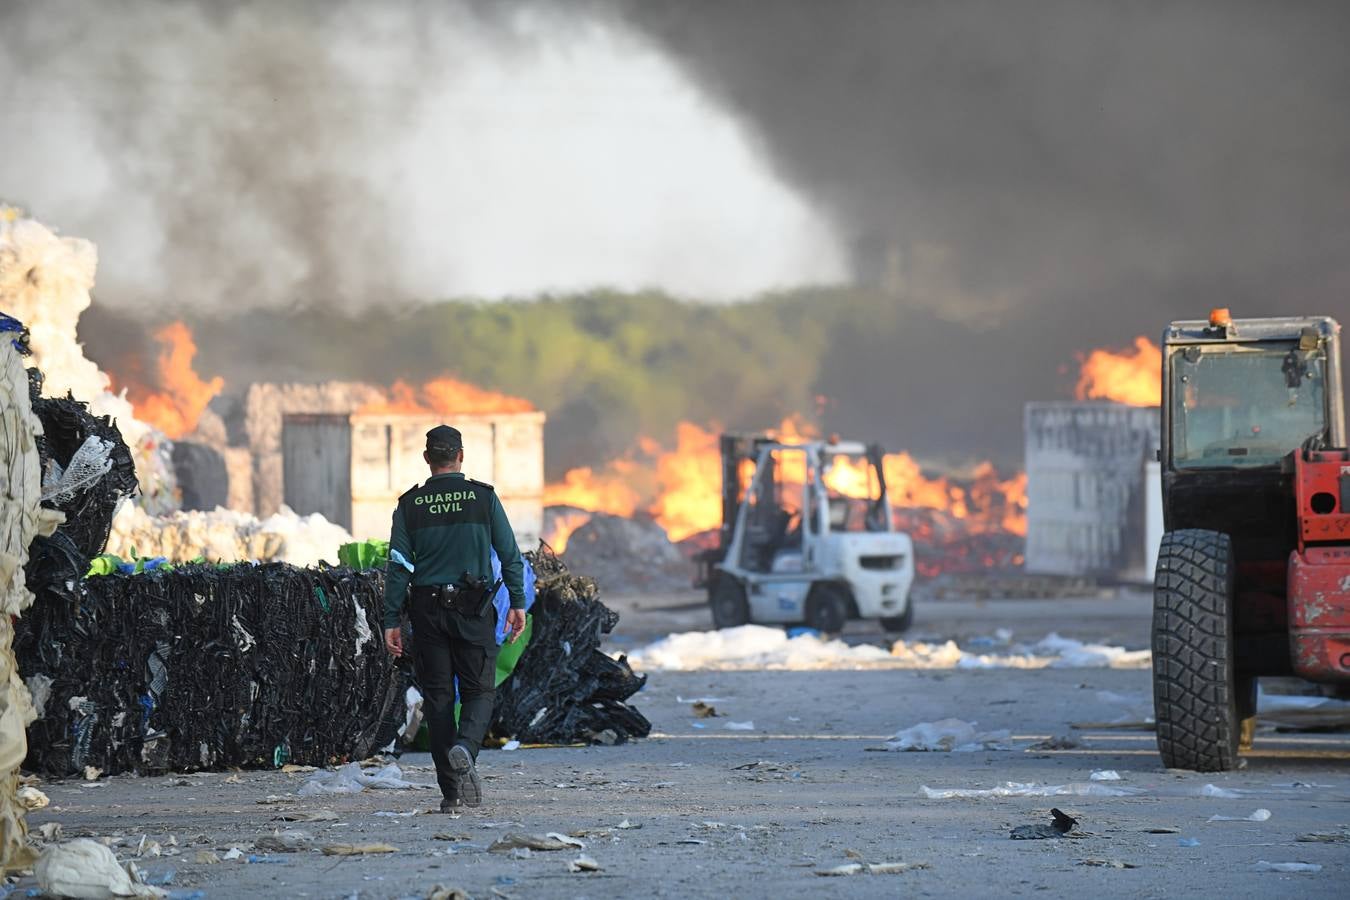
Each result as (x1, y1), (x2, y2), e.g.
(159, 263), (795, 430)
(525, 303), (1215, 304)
(492, 547), (650, 745)
(0, 324), (65, 872)
(16, 563), (400, 775)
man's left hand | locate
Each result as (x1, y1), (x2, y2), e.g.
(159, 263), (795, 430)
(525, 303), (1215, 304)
(505, 608), (526, 643)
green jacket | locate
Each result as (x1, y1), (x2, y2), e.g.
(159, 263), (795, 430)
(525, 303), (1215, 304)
(383, 472), (526, 628)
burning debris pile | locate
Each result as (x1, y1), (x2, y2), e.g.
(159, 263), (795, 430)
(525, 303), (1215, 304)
(492, 548), (650, 745)
(543, 417), (1029, 586)
(18, 563), (399, 775)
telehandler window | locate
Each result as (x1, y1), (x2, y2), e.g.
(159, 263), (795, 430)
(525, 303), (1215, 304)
(1171, 343), (1327, 468)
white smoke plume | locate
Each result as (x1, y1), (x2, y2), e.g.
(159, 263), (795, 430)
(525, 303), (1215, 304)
(0, 0), (843, 315)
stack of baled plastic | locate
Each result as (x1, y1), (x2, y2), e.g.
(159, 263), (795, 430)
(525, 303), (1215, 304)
(19, 562), (402, 775)
(492, 548), (650, 745)
(0, 316), (64, 871)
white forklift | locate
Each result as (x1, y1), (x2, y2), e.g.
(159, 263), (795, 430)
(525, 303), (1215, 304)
(697, 433), (916, 633)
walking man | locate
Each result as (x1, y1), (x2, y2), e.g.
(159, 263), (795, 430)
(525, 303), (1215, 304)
(383, 425), (527, 811)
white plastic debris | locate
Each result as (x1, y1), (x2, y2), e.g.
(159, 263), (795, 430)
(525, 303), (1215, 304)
(1198, 784), (1243, 799)
(1253, 861), (1322, 873)
(725, 721), (755, 731)
(35, 839), (167, 898)
(502, 740), (521, 751)
(921, 781), (1139, 799)
(1208, 809), (1271, 823)
(18, 785), (50, 810)
(885, 719), (1012, 752)
(221, 848), (243, 861)
(628, 625), (1151, 671)
(298, 762), (427, 796)
(1090, 770), (1122, 782)
(567, 854), (602, 872)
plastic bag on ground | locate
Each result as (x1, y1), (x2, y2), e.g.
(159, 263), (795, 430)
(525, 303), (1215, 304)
(922, 781), (1139, 799)
(886, 718), (1012, 752)
(36, 839), (166, 898)
(298, 762), (426, 796)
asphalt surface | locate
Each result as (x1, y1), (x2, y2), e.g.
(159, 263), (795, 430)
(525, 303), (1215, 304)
(17, 591), (1350, 899)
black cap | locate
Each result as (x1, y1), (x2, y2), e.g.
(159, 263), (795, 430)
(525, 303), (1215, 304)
(426, 424), (463, 453)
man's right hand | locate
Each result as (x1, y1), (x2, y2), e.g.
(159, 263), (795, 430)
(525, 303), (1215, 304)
(384, 627), (403, 657)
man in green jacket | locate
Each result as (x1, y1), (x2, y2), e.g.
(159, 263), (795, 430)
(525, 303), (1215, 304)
(383, 425), (527, 811)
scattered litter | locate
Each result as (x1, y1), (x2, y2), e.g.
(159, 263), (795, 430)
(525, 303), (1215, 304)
(1078, 859), (1137, 869)
(488, 833), (585, 853)
(18, 786), (50, 810)
(1253, 861), (1322, 873)
(257, 796), (293, 805)
(271, 810), (337, 823)
(373, 810), (421, 818)
(433, 833), (474, 842)
(732, 760), (803, 782)
(922, 782), (1136, 799)
(223, 774), (242, 784)
(254, 830), (312, 853)
(192, 851), (220, 865)
(691, 702), (722, 718)
(36, 839), (166, 898)
(281, 764), (317, 774)
(298, 762), (427, 796)
(567, 855), (601, 873)
(1198, 784), (1243, 799)
(1030, 734), (1082, 751)
(220, 849), (243, 861)
(676, 696), (729, 704)
(725, 721), (755, 731)
(615, 820), (641, 830)
(35, 823), (63, 843)
(1177, 838), (1201, 848)
(321, 843), (398, 856)
(83, 766), (103, 781)
(1296, 829), (1350, 844)
(885, 719), (1012, 752)
(1090, 770), (1121, 781)
(501, 740), (521, 751)
(1010, 809), (1079, 840)
(815, 862), (928, 876)
(1207, 809), (1271, 823)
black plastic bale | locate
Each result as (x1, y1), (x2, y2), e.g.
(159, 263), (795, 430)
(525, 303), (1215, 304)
(491, 549), (651, 745)
(16, 564), (403, 775)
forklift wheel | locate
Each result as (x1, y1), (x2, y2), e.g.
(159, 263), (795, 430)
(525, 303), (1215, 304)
(805, 584), (851, 634)
(1152, 529), (1243, 772)
(880, 601), (914, 634)
(709, 578), (750, 629)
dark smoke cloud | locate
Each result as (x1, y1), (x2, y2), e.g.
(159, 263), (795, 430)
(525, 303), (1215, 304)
(1, 0), (838, 316)
(616, 0), (1350, 325)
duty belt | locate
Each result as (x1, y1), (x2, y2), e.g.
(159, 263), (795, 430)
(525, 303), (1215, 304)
(411, 584), (475, 614)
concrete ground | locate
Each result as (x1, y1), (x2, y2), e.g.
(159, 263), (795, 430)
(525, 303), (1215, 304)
(18, 590), (1350, 899)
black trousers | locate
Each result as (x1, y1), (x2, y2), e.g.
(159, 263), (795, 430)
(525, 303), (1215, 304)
(410, 592), (499, 799)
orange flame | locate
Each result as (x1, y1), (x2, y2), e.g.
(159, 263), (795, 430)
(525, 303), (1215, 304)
(120, 322), (225, 439)
(360, 377), (535, 416)
(1075, 336), (1162, 406)
(541, 508), (595, 554)
(544, 416), (1028, 546)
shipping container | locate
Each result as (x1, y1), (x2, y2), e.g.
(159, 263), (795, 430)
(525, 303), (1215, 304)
(282, 411), (545, 546)
(1024, 402), (1161, 581)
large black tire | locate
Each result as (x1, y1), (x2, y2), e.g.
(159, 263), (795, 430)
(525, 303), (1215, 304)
(805, 583), (851, 634)
(880, 599), (915, 634)
(709, 576), (750, 629)
(1152, 529), (1243, 772)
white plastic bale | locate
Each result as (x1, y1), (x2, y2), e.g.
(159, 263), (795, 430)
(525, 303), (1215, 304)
(0, 338), (64, 872)
(0, 210), (178, 513)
